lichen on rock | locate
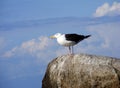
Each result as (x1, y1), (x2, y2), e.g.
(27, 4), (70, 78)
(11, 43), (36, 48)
(42, 54), (120, 88)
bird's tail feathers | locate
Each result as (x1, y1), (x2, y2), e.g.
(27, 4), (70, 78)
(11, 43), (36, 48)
(85, 35), (91, 38)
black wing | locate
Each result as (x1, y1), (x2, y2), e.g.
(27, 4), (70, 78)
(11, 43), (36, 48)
(65, 34), (86, 43)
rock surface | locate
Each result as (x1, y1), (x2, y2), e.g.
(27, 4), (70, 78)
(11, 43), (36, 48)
(42, 54), (120, 88)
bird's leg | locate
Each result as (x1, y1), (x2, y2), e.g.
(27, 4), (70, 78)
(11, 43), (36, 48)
(68, 46), (71, 54)
(71, 46), (74, 54)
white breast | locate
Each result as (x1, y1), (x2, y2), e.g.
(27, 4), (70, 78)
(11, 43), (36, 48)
(57, 35), (76, 46)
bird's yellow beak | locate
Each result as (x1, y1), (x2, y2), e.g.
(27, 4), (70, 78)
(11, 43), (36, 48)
(50, 35), (55, 39)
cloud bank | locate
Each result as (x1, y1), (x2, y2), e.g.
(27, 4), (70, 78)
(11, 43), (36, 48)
(2, 16), (120, 58)
(94, 2), (120, 17)
(80, 22), (120, 57)
(2, 36), (52, 58)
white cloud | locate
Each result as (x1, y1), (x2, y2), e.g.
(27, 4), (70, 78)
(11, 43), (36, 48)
(2, 47), (17, 57)
(76, 22), (120, 57)
(1, 36), (54, 80)
(94, 2), (120, 17)
(2, 36), (52, 58)
(20, 36), (50, 54)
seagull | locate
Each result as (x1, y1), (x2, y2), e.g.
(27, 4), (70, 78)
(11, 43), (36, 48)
(50, 33), (91, 54)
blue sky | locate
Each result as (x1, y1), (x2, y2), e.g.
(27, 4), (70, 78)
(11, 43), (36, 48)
(1, 0), (117, 23)
(0, 0), (120, 88)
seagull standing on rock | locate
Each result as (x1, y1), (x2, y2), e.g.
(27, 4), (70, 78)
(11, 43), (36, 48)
(50, 33), (91, 54)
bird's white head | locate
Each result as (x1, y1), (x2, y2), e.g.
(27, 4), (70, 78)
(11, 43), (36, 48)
(50, 33), (62, 39)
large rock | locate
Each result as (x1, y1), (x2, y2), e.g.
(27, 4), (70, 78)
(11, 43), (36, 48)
(42, 54), (120, 88)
